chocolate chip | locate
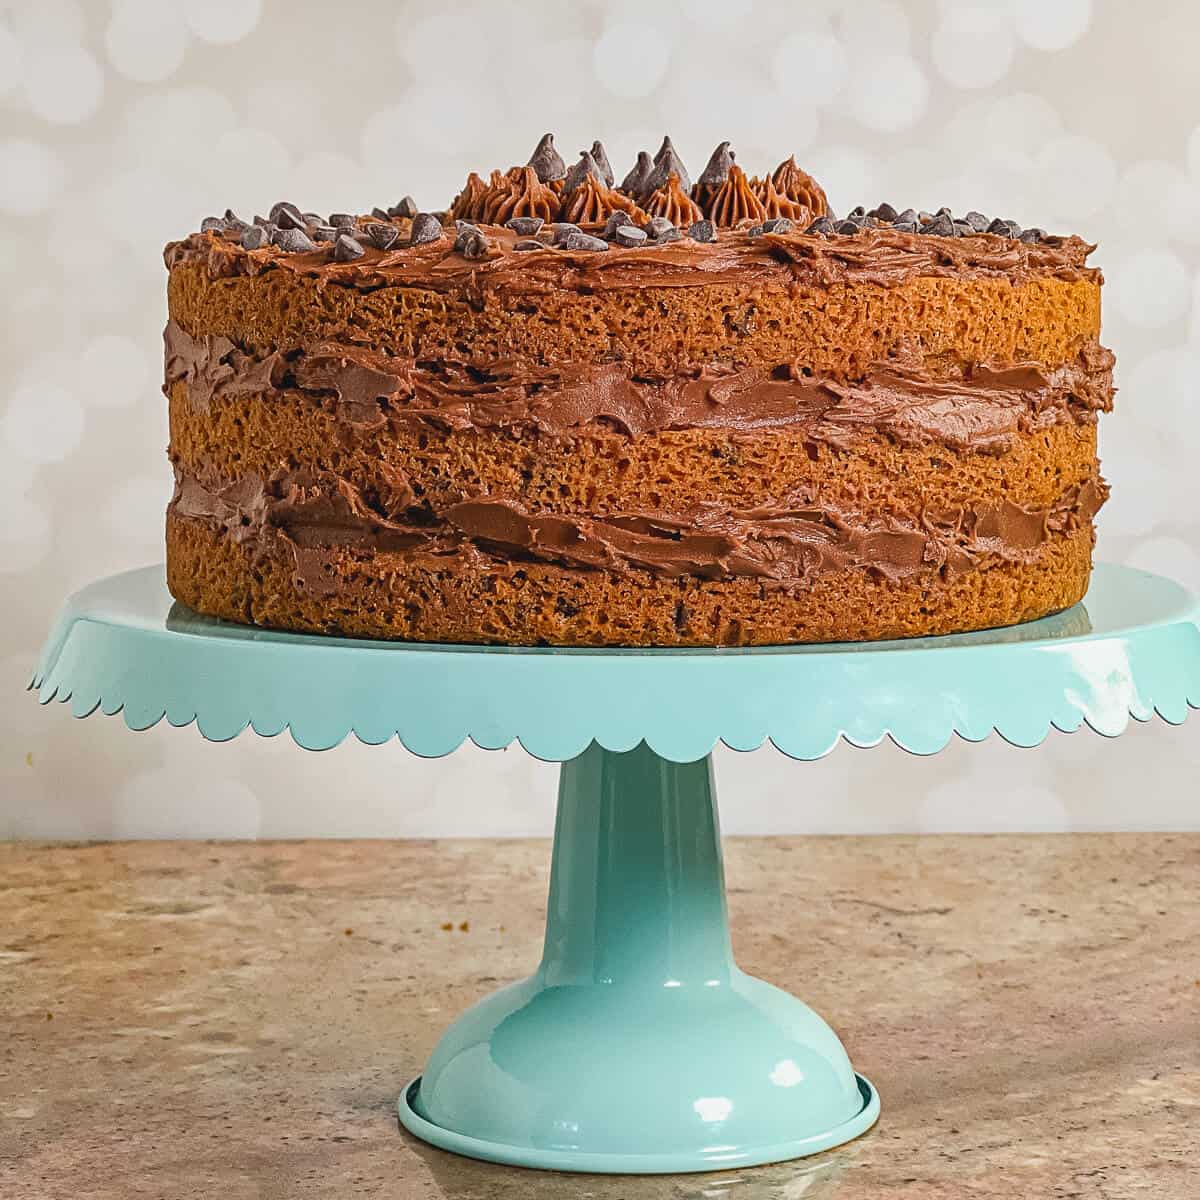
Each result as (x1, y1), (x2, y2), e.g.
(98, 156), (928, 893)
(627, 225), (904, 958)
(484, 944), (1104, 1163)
(252, 214), (271, 227)
(891, 221), (919, 234)
(364, 221), (399, 250)
(647, 135), (689, 194)
(560, 231), (609, 252)
(270, 202), (306, 229)
(303, 212), (322, 227)
(613, 225), (647, 247)
(652, 228), (683, 244)
(527, 133), (566, 183)
(920, 214), (957, 236)
(963, 210), (989, 232)
(371, 206), (390, 221)
(762, 217), (794, 233)
(550, 222), (581, 245)
(620, 150), (653, 196)
(918, 211), (935, 225)
(200, 216), (226, 233)
(989, 218), (1022, 238)
(563, 150), (603, 196)
(332, 234), (364, 262)
(312, 224), (340, 243)
(388, 196), (418, 219)
(746, 224), (764, 237)
(645, 217), (675, 238)
(953, 221), (973, 236)
(806, 216), (835, 235)
(455, 227), (489, 259)
(590, 140), (615, 189)
(834, 220), (861, 235)
(240, 226), (269, 250)
(870, 202), (898, 222)
(222, 208), (248, 230)
(272, 227), (316, 252)
(894, 208), (918, 225)
(847, 205), (866, 219)
(696, 141), (734, 189)
(1019, 227), (1046, 243)
(409, 213), (444, 245)
(505, 215), (544, 235)
(937, 206), (952, 217)
(602, 211), (629, 239)
(687, 219), (715, 242)
(329, 213), (358, 229)
(513, 239), (544, 252)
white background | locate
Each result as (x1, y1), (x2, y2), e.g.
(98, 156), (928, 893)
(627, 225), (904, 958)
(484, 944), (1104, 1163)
(1, 0), (1197, 838)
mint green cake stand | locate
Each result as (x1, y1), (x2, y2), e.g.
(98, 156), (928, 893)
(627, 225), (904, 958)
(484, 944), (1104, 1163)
(31, 563), (1200, 1175)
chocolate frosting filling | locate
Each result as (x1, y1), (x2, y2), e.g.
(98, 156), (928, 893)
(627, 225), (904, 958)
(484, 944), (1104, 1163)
(164, 321), (1114, 451)
(165, 223), (1099, 297)
(170, 465), (1108, 597)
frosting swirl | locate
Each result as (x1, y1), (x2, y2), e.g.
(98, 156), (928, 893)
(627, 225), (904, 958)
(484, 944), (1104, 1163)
(769, 156), (828, 217)
(706, 163), (766, 227)
(450, 171), (488, 222)
(754, 174), (812, 223)
(481, 166), (558, 225)
(643, 172), (703, 228)
(559, 174), (648, 227)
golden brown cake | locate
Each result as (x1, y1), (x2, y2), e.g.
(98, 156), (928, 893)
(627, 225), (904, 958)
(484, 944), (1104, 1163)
(162, 135), (1113, 646)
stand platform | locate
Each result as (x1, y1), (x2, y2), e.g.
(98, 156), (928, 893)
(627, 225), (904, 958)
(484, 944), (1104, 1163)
(30, 563), (1200, 1173)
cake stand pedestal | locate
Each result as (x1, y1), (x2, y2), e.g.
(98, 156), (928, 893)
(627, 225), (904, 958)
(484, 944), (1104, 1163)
(31, 563), (1200, 1175)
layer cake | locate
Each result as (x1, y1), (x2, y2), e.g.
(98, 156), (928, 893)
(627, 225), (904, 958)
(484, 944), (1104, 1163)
(163, 135), (1112, 646)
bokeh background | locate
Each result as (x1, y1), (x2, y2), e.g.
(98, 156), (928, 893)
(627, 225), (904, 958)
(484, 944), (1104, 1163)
(2, 0), (1197, 838)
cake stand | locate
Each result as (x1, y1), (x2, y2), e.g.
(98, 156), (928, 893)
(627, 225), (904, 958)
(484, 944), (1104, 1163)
(30, 562), (1200, 1175)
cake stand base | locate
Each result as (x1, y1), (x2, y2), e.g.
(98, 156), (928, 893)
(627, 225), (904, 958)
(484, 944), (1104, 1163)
(396, 742), (878, 1173)
(31, 564), (1199, 1175)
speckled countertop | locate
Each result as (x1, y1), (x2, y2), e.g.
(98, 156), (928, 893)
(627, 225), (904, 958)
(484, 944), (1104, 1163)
(2, 836), (1198, 1199)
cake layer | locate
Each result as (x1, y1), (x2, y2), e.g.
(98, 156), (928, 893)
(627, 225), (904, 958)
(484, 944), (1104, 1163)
(165, 315), (1111, 521)
(170, 460), (1105, 583)
(164, 320), (1114, 442)
(166, 508), (1096, 646)
(165, 226), (1101, 375)
(169, 381), (1103, 522)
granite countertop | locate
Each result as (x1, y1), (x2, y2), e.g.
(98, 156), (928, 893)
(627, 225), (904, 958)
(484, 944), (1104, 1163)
(2, 835), (1197, 1199)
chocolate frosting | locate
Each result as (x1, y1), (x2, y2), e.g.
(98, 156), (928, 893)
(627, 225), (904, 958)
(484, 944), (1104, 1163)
(559, 175), (648, 228)
(164, 320), (1114, 451)
(706, 163), (766, 227)
(769, 156), (829, 218)
(481, 166), (558, 225)
(171, 463), (1107, 594)
(643, 173), (703, 227)
(754, 174), (812, 223)
(165, 222), (1100, 298)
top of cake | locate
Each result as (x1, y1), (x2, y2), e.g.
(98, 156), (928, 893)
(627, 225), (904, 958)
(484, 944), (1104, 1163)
(165, 132), (1098, 296)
